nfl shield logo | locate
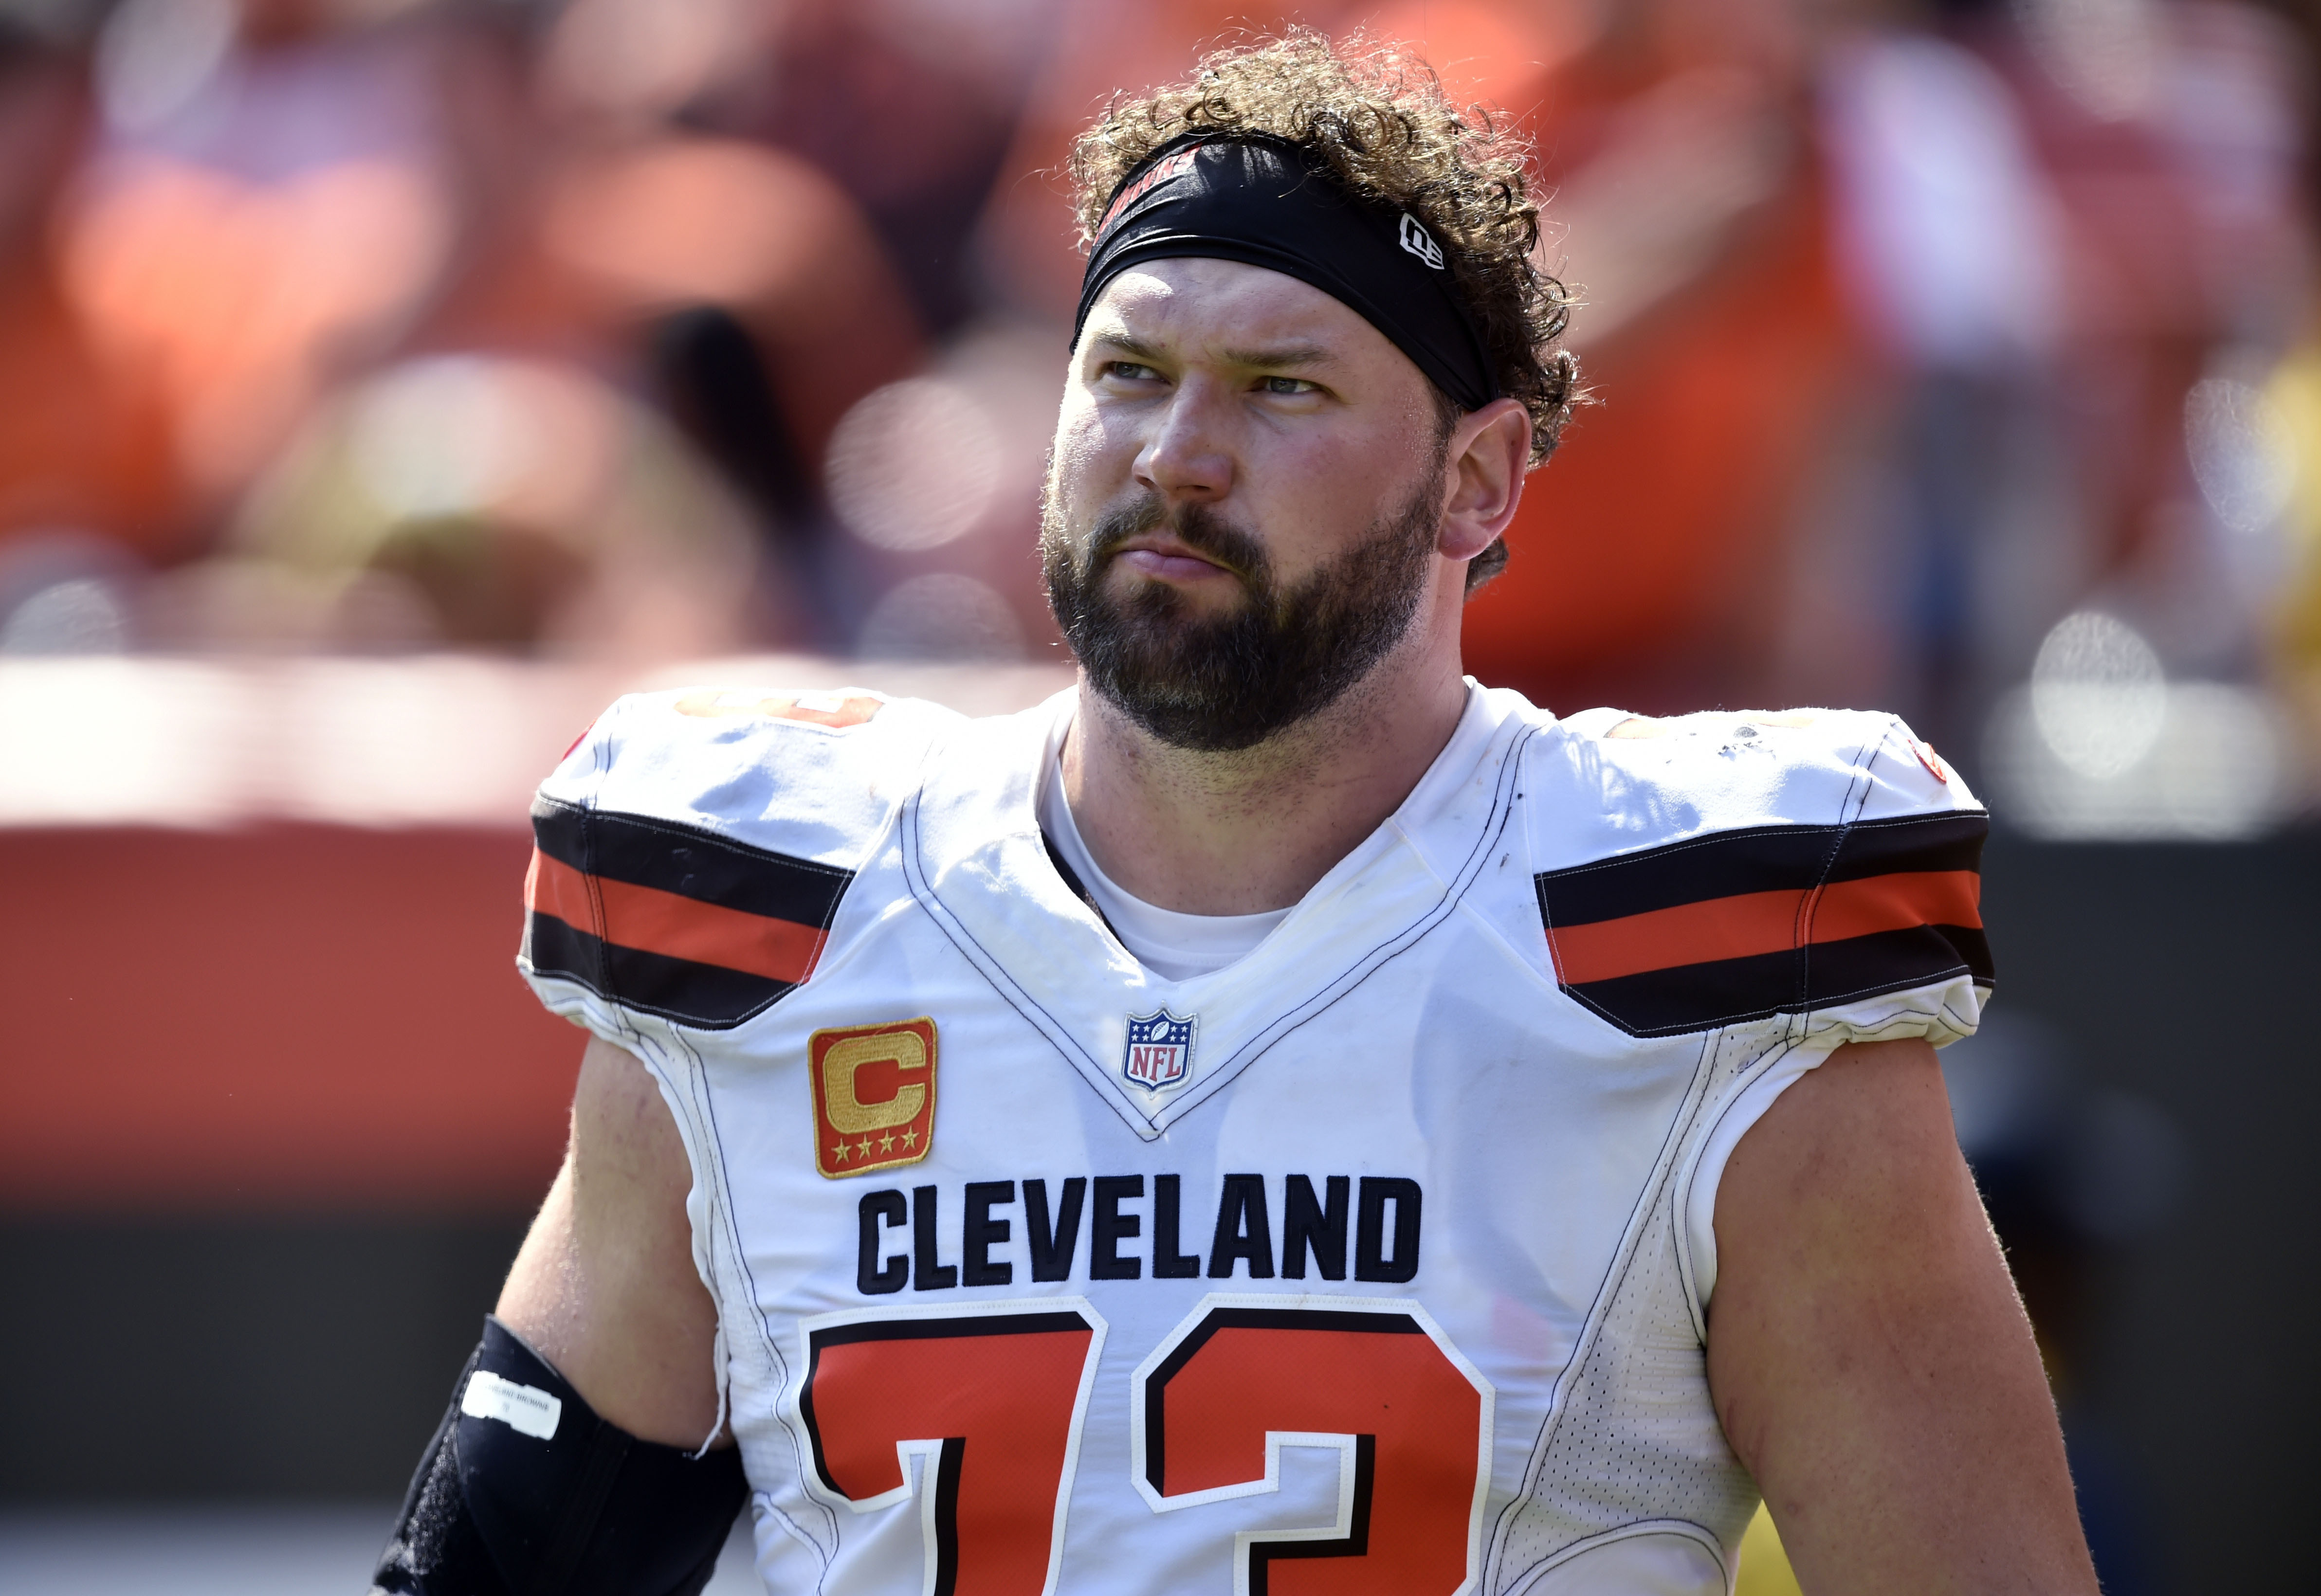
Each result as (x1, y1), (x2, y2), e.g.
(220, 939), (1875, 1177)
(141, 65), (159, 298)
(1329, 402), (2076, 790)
(1122, 1009), (1195, 1089)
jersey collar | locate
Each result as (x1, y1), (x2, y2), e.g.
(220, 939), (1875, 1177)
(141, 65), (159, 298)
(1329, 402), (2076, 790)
(899, 682), (1539, 1139)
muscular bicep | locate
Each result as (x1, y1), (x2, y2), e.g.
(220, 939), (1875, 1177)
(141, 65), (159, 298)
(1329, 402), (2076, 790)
(495, 1034), (727, 1450)
(1705, 1037), (2095, 1594)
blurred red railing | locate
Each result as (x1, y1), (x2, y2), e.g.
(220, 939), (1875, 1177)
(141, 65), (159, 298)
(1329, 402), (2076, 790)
(0, 655), (1069, 1210)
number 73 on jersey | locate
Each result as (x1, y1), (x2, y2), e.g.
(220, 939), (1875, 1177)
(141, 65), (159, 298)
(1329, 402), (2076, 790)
(788, 1292), (1495, 1596)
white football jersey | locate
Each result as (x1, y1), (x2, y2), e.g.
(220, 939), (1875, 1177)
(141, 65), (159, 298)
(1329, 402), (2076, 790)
(517, 682), (1990, 1596)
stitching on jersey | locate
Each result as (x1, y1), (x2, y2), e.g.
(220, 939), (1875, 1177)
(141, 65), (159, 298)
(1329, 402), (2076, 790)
(652, 1032), (736, 1457)
(1839, 808), (1988, 834)
(529, 796), (858, 1032)
(1934, 980), (1982, 1036)
(1548, 965), (1975, 1041)
(548, 704), (846, 1564)
(1538, 726), (1989, 1040)
(1534, 818), (1848, 876)
(767, 788), (915, 997)
(1524, 743), (1983, 893)
(1451, 731), (1556, 982)
(535, 972), (817, 1033)
(634, 1030), (842, 1563)
(1623, 726), (1992, 1334)
(1794, 962), (1984, 1011)
(1670, 1029), (1807, 1342)
(1148, 721), (1540, 1132)
(1485, 1034), (1718, 1588)
(1485, 1025), (1719, 1586)
(1443, 742), (1598, 1001)
(1446, 879), (1566, 1006)
(680, 1024), (842, 1563)
(1786, 818), (1853, 1046)
(577, 716), (643, 1058)
(755, 1492), (836, 1592)
(552, 801), (859, 893)
(899, 717), (1540, 1141)
(1535, 817), (1868, 1027)
(1497, 1518), (1732, 1596)
(750, 1494), (821, 1590)
(578, 748), (617, 1012)
(1789, 717), (1903, 1048)
(699, 714), (936, 1569)
(1162, 779), (1516, 1127)
(897, 785), (1161, 1141)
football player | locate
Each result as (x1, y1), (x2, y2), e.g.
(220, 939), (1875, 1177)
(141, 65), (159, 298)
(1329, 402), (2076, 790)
(376, 31), (2099, 1596)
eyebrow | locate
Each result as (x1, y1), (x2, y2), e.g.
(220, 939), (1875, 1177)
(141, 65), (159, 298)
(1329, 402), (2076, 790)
(1221, 342), (1335, 371)
(1087, 331), (1340, 372)
(1087, 331), (1166, 365)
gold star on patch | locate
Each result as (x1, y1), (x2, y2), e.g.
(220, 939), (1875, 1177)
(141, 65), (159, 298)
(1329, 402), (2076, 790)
(856, 1137), (873, 1158)
(900, 1128), (918, 1149)
(831, 1140), (851, 1161)
(879, 1132), (896, 1152)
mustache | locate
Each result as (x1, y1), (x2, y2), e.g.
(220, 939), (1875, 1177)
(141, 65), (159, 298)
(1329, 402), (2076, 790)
(1083, 493), (1271, 585)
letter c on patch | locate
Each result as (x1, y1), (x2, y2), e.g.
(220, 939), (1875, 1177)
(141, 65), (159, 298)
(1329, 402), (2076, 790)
(820, 1030), (929, 1133)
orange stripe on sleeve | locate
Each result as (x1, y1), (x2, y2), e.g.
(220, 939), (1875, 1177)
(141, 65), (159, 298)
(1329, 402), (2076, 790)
(1549, 888), (1807, 986)
(527, 848), (828, 986)
(526, 846), (596, 935)
(1805, 870), (1982, 946)
(1548, 871), (1982, 987)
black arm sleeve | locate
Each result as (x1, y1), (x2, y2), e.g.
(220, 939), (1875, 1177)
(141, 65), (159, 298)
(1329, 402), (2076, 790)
(371, 1316), (749, 1596)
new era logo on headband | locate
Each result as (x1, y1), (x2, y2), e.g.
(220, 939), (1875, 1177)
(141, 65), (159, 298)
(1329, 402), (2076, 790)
(1399, 213), (1445, 270)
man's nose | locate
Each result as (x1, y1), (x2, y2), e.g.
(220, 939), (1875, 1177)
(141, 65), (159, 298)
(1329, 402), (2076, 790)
(1134, 383), (1235, 505)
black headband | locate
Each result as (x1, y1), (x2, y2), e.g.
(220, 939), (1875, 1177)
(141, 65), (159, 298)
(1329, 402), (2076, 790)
(1072, 133), (1499, 413)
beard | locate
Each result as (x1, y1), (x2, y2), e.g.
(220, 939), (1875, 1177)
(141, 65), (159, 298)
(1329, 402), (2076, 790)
(1040, 464), (1443, 754)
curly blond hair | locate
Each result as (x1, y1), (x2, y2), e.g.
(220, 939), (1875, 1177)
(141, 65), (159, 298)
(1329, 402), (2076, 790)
(1070, 30), (1581, 544)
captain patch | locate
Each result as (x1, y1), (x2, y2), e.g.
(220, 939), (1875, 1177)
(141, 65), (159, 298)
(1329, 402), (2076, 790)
(812, 1019), (938, 1178)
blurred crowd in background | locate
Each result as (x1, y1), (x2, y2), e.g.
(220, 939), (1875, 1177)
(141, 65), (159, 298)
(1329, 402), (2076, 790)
(2, 7), (2312, 1591)
(0, 0), (2319, 835)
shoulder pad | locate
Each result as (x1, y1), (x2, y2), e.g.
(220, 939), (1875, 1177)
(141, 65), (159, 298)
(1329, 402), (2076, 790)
(521, 687), (953, 1030)
(1528, 708), (1989, 1037)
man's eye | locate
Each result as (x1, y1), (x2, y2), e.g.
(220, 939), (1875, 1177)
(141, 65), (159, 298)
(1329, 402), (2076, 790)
(1107, 361), (1161, 381)
(1260, 376), (1316, 395)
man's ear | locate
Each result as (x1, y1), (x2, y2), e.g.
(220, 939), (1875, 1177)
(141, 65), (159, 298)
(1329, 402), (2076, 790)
(1438, 399), (1531, 562)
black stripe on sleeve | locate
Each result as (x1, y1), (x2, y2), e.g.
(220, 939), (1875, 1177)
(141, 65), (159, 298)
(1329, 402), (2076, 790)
(1821, 811), (1990, 884)
(526, 910), (796, 1030)
(1534, 811), (1988, 927)
(1561, 924), (1993, 1038)
(1808, 923), (1993, 998)
(531, 798), (852, 928)
(1535, 824), (1843, 928)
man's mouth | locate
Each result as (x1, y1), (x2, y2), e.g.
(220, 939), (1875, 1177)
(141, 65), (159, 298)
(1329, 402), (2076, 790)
(1111, 535), (1239, 584)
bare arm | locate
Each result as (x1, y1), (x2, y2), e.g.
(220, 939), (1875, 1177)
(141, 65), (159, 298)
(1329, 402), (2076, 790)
(1707, 1037), (2097, 1593)
(495, 1034), (727, 1449)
